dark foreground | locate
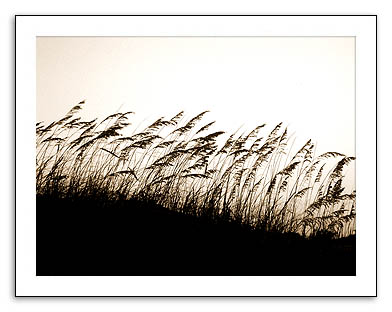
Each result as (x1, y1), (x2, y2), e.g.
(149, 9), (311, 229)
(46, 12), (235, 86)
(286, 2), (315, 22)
(36, 196), (356, 276)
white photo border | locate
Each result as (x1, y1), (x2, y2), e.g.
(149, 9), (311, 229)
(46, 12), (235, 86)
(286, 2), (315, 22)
(15, 15), (377, 297)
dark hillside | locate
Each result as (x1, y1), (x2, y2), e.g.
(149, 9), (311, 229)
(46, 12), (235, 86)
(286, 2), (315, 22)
(37, 195), (355, 276)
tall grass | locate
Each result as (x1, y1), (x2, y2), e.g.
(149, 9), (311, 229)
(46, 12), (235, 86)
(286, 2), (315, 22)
(36, 101), (356, 238)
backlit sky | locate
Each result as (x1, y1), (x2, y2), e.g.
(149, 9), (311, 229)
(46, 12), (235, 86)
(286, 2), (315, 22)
(37, 37), (355, 182)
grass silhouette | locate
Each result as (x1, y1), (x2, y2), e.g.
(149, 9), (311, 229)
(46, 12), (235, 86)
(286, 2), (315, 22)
(36, 101), (356, 275)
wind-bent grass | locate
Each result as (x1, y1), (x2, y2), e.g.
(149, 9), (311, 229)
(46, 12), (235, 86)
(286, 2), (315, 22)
(36, 101), (356, 239)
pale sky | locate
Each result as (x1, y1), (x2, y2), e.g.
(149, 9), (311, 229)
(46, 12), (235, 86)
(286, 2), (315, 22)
(36, 36), (355, 164)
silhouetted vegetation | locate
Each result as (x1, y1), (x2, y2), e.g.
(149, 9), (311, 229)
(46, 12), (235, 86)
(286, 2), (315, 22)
(36, 101), (356, 275)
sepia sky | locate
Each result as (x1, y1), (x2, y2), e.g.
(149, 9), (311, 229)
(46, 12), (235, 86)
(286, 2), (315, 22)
(36, 36), (355, 184)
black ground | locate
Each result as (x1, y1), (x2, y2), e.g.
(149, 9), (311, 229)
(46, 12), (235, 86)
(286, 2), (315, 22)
(36, 196), (355, 276)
